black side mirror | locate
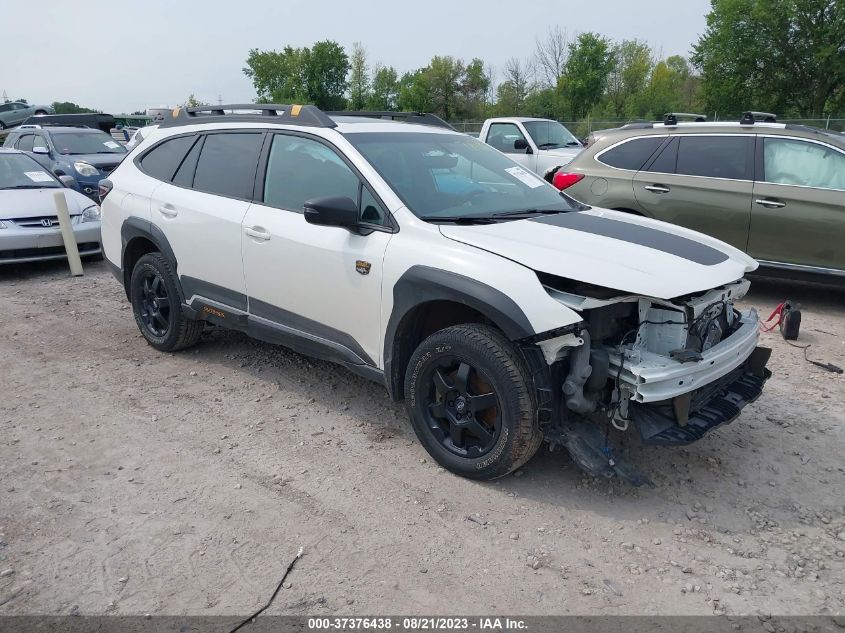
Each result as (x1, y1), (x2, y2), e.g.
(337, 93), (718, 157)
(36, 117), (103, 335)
(514, 138), (529, 151)
(304, 196), (359, 230)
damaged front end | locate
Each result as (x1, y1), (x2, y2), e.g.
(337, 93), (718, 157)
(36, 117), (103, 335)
(530, 275), (771, 486)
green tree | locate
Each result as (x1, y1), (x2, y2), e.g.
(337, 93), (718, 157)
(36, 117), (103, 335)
(427, 56), (465, 120)
(460, 58), (491, 119)
(243, 46), (309, 103)
(560, 32), (614, 119)
(605, 39), (653, 119)
(398, 68), (434, 113)
(348, 42), (369, 110)
(243, 40), (348, 109)
(495, 57), (534, 115)
(51, 101), (97, 114)
(306, 40), (349, 110)
(692, 0), (845, 117)
(368, 64), (399, 110)
(184, 94), (209, 108)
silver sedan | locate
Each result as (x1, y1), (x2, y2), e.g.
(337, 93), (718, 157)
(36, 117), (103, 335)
(0, 148), (102, 264)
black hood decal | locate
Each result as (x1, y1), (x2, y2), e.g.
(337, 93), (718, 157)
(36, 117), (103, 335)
(529, 213), (729, 266)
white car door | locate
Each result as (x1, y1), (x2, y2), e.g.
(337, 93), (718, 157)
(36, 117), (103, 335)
(485, 122), (535, 172)
(147, 131), (264, 309)
(241, 132), (393, 368)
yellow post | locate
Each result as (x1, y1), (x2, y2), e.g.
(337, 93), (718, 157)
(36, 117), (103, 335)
(53, 191), (83, 277)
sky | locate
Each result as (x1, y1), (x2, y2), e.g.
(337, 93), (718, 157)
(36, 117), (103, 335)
(2, 0), (712, 115)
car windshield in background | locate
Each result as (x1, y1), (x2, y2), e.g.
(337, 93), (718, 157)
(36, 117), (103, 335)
(0, 153), (60, 190)
(523, 120), (581, 149)
(52, 132), (127, 155)
(346, 132), (579, 220)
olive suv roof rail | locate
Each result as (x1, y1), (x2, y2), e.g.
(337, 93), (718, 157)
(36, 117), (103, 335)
(663, 112), (707, 125)
(740, 111), (777, 125)
(159, 104), (338, 129)
(326, 111), (456, 130)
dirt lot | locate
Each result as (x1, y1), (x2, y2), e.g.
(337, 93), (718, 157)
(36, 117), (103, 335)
(1, 261), (844, 618)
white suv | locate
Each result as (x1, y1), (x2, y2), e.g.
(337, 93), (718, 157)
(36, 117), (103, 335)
(100, 104), (771, 483)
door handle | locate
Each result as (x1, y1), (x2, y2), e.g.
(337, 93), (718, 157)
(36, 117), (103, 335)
(754, 199), (786, 209)
(643, 184), (671, 194)
(244, 226), (271, 241)
(158, 204), (178, 217)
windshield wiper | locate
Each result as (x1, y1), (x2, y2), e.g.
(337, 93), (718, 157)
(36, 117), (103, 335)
(491, 209), (571, 219)
(537, 143), (561, 149)
(419, 215), (497, 225)
(565, 141), (583, 147)
(2, 185), (57, 190)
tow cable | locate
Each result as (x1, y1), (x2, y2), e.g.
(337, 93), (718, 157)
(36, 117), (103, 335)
(761, 301), (843, 374)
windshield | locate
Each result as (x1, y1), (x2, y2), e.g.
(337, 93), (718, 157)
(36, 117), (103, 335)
(0, 153), (60, 190)
(52, 131), (127, 155)
(523, 120), (581, 149)
(346, 132), (580, 219)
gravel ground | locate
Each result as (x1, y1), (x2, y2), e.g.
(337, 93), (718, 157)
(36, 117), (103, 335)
(0, 261), (843, 617)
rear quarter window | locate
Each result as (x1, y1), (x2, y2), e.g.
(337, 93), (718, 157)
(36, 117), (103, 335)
(140, 135), (196, 182)
(192, 132), (264, 199)
(597, 136), (665, 170)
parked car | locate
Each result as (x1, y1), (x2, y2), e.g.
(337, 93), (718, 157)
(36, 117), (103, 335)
(479, 117), (583, 180)
(3, 125), (127, 201)
(99, 104), (770, 484)
(553, 112), (845, 282)
(0, 102), (54, 129)
(20, 112), (116, 134)
(0, 148), (102, 264)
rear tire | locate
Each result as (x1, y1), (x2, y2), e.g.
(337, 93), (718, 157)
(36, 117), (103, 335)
(404, 324), (541, 480)
(129, 252), (203, 352)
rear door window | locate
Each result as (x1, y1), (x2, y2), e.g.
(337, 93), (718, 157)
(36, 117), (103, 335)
(193, 132), (264, 199)
(598, 136), (665, 170)
(643, 136), (679, 174)
(675, 135), (751, 180)
(762, 137), (845, 190)
(172, 136), (203, 187)
(140, 135), (196, 182)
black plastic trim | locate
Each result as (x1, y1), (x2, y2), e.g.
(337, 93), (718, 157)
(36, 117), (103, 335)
(383, 265), (536, 399)
(120, 217), (180, 295)
(249, 297), (374, 366)
(181, 276), (248, 312)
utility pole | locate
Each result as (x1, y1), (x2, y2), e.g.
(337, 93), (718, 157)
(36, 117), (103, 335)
(218, 94), (222, 106)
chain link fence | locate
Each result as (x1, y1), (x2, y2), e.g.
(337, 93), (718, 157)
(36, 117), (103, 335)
(451, 118), (845, 139)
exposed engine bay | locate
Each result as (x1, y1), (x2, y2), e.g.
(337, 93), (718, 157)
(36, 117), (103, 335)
(533, 276), (771, 485)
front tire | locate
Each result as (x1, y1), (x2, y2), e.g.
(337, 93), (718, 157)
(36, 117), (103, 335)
(404, 324), (541, 480)
(129, 252), (203, 352)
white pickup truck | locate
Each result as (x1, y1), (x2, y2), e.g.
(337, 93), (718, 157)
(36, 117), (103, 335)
(479, 117), (584, 181)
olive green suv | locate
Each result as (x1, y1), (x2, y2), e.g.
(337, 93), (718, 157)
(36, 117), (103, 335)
(554, 112), (845, 281)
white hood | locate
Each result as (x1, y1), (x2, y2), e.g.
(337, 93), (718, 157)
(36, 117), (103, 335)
(539, 147), (582, 162)
(440, 208), (758, 300)
(0, 188), (90, 219)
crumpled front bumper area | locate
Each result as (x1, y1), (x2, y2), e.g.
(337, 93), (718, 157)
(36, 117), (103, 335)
(629, 346), (772, 446)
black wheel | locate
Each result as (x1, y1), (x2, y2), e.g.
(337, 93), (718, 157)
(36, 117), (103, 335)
(0, 122), (6, 130)
(404, 324), (541, 480)
(129, 252), (203, 352)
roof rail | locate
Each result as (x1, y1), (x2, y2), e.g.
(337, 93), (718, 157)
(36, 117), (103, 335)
(327, 111), (455, 130)
(160, 104), (338, 129)
(740, 111), (777, 125)
(663, 112), (707, 126)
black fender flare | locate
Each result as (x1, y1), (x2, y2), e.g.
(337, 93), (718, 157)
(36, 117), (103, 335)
(119, 217), (180, 297)
(383, 266), (536, 399)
